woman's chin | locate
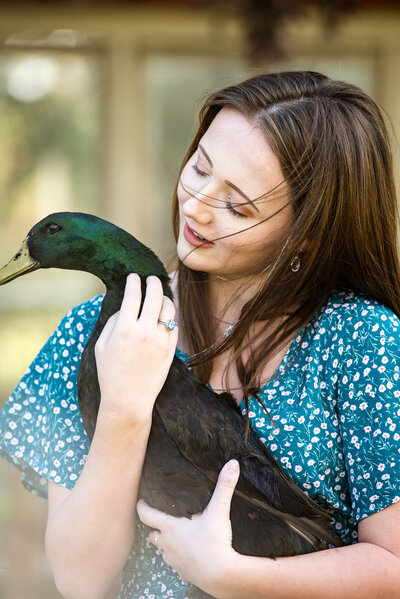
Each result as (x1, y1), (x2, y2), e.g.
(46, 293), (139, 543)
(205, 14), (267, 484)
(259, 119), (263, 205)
(177, 241), (205, 270)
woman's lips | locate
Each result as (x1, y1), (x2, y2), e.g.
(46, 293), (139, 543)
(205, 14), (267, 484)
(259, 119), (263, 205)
(183, 223), (215, 248)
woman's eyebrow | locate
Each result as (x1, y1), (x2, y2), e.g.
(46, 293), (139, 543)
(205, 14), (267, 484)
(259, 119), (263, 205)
(199, 143), (260, 213)
(198, 143), (213, 167)
(224, 181), (260, 213)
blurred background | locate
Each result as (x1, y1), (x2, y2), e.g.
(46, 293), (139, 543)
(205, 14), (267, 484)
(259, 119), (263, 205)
(0, 0), (399, 597)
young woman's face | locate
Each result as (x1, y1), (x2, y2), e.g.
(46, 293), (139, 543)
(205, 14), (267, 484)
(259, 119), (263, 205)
(177, 108), (293, 281)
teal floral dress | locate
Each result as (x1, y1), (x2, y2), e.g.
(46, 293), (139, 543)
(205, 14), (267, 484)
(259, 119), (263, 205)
(1, 291), (400, 598)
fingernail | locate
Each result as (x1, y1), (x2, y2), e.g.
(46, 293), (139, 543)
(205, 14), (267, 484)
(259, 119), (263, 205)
(226, 459), (239, 473)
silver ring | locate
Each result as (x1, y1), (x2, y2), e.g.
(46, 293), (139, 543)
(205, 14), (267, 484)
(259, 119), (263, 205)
(154, 532), (160, 546)
(158, 318), (177, 331)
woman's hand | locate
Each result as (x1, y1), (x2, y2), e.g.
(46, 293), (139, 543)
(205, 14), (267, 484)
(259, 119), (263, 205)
(95, 273), (178, 428)
(137, 460), (241, 596)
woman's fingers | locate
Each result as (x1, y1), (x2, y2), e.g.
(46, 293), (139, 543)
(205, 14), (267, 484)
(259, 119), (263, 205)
(136, 465), (240, 589)
(108, 274), (176, 333)
(147, 529), (162, 549)
(96, 274), (178, 359)
(96, 273), (141, 350)
(138, 277), (177, 340)
(138, 276), (165, 326)
(137, 462), (239, 534)
(94, 272), (178, 425)
(117, 272), (143, 327)
(157, 295), (177, 331)
(137, 499), (169, 531)
(207, 460), (240, 520)
(101, 274), (176, 335)
(95, 311), (119, 350)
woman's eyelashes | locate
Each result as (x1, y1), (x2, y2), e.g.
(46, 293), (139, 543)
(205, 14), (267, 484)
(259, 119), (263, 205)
(192, 163), (248, 219)
(227, 199), (248, 219)
(192, 163), (208, 178)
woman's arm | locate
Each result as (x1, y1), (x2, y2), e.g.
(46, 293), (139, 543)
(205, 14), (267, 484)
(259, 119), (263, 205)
(138, 461), (400, 599)
(221, 502), (400, 599)
(45, 274), (178, 599)
(45, 418), (151, 599)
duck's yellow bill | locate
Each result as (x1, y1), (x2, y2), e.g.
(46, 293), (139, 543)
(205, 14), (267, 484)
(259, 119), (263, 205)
(0, 237), (40, 285)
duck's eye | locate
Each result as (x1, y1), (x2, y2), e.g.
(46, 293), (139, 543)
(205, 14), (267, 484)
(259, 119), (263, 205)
(47, 223), (61, 234)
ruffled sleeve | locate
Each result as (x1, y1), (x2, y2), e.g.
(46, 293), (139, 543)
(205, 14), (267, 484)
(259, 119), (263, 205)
(0, 295), (103, 498)
(337, 298), (400, 523)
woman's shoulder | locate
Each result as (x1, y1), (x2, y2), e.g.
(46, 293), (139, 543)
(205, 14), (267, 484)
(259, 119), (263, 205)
(60, 294), (104, 326)
(0, 296), (104, 497)
(317, 291), (400, 336)
(308, 291), (400, 369)
(52, 294), (104, 347)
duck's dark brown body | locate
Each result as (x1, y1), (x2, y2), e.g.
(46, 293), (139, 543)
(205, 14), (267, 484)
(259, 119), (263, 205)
(78, 287), (342, 571)
(144, 356), (342, 558)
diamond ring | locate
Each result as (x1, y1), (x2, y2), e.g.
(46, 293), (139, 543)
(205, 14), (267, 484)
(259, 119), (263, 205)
(158, 319), (177, 331)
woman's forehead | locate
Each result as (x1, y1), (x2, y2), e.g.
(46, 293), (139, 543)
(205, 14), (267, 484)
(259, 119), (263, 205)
(200, 109), (288, 208)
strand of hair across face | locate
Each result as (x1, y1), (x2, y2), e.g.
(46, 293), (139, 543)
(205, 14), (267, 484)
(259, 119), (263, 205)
(179, 177), (287, 209)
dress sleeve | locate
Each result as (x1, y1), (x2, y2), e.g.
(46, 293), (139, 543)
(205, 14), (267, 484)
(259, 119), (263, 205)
(337, 300), (400, 523)
(0, 295), (103, 498)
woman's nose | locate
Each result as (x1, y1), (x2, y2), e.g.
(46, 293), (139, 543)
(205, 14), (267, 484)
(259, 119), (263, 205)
(182, 193), (214, 224)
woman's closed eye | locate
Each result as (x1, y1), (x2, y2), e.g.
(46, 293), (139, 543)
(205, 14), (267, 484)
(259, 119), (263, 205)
(192, 164), (208, 178)
(192, 162), (248, 218)
(226, 198), (248, 219)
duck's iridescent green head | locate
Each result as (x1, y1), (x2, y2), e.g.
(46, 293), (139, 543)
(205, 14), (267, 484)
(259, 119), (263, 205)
(0, 212), (172, 298)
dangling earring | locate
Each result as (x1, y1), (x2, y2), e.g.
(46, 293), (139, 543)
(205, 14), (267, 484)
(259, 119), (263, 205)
(290, 254), (300, 272)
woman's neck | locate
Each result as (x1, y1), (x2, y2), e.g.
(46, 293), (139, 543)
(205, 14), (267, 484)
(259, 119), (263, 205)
(208, 273), (264, 323)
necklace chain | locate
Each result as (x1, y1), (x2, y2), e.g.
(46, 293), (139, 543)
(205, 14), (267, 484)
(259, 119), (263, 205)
(189, 249), (285, 361)
(213, 313), (238, 325)
(213, 313), (239, 337)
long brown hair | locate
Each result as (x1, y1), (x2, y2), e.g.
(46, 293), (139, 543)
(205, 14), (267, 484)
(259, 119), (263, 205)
(172, 71), (400, 406)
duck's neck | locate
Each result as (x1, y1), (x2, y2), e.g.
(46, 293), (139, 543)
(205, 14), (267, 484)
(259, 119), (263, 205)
(97, 276), (148, 325)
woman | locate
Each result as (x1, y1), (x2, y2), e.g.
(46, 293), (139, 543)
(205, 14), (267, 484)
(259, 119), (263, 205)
(1, 71), (400, 599)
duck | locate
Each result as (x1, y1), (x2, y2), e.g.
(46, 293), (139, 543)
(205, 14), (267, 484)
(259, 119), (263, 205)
(0, 212), (343, 599)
